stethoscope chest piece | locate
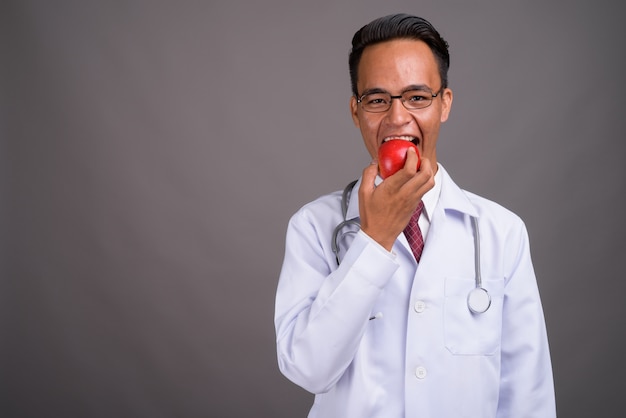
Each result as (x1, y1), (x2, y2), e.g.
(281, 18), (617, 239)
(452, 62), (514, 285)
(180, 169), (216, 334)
(467, 287), (491, 314)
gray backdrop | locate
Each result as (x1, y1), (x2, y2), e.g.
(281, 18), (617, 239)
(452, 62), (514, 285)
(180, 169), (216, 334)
(2, 0), (625, 417)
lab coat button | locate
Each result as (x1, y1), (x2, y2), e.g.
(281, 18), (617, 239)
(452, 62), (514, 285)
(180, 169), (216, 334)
(415, 366), (427, 379)
(414, 300), (426, 313)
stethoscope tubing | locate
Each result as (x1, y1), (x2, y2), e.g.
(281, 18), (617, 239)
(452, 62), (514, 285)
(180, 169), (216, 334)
(331, 181), (491, 314)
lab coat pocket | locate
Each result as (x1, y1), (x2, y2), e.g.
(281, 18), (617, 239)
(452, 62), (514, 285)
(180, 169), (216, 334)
(444, 277), (504, 355)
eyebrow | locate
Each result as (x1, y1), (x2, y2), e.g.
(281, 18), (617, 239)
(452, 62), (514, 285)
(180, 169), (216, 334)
(360, 84), (434, 96)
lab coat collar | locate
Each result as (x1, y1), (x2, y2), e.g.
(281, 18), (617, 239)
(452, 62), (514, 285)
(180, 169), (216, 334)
(436, 164), (479, 218)
(344, 163), (479, 221)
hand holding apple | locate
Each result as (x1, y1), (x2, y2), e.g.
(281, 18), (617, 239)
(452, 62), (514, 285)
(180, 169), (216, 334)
(359, 146), (433, 252)
(377, 139), (421, 179)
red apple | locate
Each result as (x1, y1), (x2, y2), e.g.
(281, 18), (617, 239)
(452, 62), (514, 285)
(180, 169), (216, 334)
(377, 139), (421, 179)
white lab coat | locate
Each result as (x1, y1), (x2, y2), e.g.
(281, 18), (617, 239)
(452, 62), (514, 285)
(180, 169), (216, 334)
(275, 164), (555, 418)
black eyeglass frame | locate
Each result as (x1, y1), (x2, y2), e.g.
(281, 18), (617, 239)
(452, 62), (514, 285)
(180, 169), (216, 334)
(356, 87), (443, 113)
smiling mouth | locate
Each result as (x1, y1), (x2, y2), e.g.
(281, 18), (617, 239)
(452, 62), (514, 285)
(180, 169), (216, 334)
(383, 135), (419, 146)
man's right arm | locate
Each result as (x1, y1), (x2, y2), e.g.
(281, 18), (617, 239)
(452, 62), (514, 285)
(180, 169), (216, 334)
(274, 211), (398, 394)
(274, 154), (432, 394)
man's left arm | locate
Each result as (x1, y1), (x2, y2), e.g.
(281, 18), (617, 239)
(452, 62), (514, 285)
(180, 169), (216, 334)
(497, 220), (556, 417)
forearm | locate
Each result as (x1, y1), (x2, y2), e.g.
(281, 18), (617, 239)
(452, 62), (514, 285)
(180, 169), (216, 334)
(275, 230), (398, 393)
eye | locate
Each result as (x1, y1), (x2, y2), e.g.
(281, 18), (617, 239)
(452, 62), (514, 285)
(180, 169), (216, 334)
(405, 92), (429, 102)
(364, 93), (390, 106)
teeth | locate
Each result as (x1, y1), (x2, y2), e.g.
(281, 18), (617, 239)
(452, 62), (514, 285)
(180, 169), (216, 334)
(384, 135), (416, 142)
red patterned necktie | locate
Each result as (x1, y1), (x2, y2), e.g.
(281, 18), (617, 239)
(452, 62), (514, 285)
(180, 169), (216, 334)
(404, 201), (425, 262)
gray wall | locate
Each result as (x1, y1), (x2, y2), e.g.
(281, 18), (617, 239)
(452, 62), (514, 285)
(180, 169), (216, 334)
(2, 1), (625, 417)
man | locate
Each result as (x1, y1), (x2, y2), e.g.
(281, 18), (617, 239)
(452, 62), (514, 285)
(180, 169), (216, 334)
(275, 13), (555, 417)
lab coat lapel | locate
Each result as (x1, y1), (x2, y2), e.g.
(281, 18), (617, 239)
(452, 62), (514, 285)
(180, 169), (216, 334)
(418, 165), (479, 273)
(345, 178), (362, 221)
(436, 165), (479, 219)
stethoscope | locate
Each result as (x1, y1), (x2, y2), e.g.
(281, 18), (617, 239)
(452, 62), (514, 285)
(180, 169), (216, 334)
(331, 181), (491, 314)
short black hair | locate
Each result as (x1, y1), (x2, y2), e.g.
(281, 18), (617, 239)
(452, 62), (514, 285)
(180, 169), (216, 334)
(349, 13), (450, 97)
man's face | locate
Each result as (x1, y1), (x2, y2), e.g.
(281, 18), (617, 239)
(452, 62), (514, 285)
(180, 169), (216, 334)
(350, 39), (453, 170)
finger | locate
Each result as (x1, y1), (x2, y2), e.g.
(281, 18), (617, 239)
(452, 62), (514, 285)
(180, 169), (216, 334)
(417, 157), (431, 176)
(404, 147), (419, 175)
(404, 157), (436, 196)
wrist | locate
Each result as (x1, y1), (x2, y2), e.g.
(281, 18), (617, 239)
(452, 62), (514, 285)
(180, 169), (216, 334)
(360, 226), (396, 252)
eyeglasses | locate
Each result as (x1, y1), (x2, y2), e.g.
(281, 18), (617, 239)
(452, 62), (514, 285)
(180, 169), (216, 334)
(356, 88), (442, 113)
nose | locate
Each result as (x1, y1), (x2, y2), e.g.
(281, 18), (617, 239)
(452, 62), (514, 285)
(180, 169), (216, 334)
(385, 97), (413, 126)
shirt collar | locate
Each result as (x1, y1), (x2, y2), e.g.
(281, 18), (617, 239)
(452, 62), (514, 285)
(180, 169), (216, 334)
(421, 164), (442, 222)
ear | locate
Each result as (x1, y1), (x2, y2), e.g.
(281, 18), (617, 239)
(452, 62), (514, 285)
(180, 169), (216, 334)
(440, 88), (453, 123)
(350, 96), (361, 128)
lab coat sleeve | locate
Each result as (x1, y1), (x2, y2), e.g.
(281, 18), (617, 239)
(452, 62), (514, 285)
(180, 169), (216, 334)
(497, 220), (556, 417)
(275, 208), (399, 394)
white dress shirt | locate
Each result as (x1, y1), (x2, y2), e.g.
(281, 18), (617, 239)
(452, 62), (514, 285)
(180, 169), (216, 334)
(275, 164), (556, 417)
